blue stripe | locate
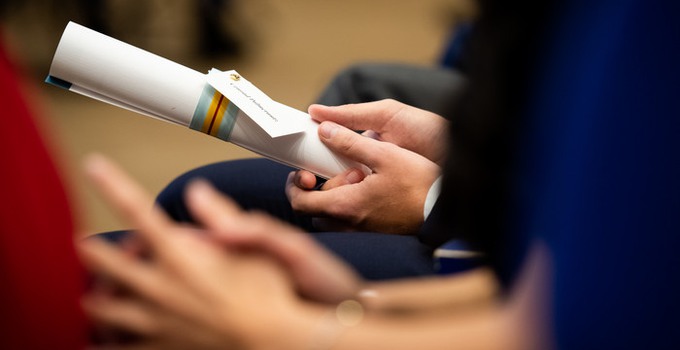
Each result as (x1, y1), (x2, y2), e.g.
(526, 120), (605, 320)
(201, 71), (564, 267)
(45, 75), (72, 90)
(190, 84), (216, 131)
(216, 102), (240, 141)
(190, 84), (239, 141)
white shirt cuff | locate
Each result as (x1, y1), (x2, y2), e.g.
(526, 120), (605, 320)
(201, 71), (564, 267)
(423, 175), (443, 220)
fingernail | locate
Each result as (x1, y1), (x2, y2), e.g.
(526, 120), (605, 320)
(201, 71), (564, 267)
(82, 153), (108, 176)
(310, 104), (334, 110)
(294, 171), (304, 187)
(319, 121), (338, 139)
(186, 179), (213, 205)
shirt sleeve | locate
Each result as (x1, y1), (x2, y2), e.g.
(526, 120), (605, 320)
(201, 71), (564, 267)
(423, 175), (443, 220)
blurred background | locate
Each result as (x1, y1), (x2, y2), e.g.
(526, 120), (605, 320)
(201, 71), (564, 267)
(1, 0), (475, 234)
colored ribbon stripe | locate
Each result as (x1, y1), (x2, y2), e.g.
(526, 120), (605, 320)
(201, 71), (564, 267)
(202, 91), (228, 136)
(190, 84), (239, 141)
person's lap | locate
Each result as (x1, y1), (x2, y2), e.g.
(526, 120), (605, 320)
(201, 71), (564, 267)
(156, 64), (468, 279)
(155, 158), (436, 280)
(101, 64), (467, 280)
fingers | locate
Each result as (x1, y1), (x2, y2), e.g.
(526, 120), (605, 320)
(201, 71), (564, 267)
(308, 100), (404, 132)
(185, 181), (362, 302)
(82, 294), (159, 336)
(83, 154), (174, 252)
(186, 180), (296, 244)
(120, 233), (148, 260)
(286, 179), (351, 218)
(79, 153), (222, 313)
(78, 238), (186, 311)
(83, 154), (215, 289)
(290, 170), (318, 190)
(285, 165), (366, 223)
(320, 168), (366, 190)
(183, 179), (248, 236)
(288, 168), (364, 193)
(318, 121), (387, 169)
(311, 101), (450, 163)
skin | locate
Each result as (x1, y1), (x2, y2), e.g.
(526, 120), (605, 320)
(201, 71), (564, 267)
(310, 101), (450, 164)
(78, 155), (549, 350)
(286, 100), (446, 234)
(80, 155), (330, 349)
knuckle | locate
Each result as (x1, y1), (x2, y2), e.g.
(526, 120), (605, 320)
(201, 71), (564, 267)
(288, 192), (314, 213)
(289, 198), (304, 212)
(381, 98), (398, 106)
(286, 185), (302, 203)
(366, 142), (390, 162)
(335, 132), (360, 154)
(382, 98), (404, 112)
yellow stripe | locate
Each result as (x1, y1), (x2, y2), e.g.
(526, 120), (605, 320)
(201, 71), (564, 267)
(210, 97), (229, 136)
(201, 91), (223, 133)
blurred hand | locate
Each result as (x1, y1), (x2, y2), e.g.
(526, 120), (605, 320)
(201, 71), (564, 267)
(185, 179), (362, 303)
(287, 120), (440, 235)
(79, 155), (359, 349)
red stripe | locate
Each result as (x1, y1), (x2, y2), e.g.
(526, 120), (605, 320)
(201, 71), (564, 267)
(207, 95), (224, 135)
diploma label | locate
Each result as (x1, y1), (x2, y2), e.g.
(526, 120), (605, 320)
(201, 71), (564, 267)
(190, 84), (240, 141)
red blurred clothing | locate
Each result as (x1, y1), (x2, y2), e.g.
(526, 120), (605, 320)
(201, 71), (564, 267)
(0, 43), (86, 347)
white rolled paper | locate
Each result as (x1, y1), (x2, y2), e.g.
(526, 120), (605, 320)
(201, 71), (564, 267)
(47, 21), (365, 179)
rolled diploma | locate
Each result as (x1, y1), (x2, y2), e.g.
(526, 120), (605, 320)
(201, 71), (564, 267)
(48, 22), (361, 179)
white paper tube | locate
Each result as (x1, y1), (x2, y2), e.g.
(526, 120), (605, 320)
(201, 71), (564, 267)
(48, 22), (206, 125)
(229, 103), (360, 178)
(47, 22), (363, 179)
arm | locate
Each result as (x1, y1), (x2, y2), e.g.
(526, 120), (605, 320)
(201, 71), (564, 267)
(358, 268), (498, 315)
(79, 155), (545, 350)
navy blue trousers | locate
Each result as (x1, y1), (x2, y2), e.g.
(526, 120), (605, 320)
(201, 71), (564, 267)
(104, 63), (467, 280)
(155, 158), (436, 280)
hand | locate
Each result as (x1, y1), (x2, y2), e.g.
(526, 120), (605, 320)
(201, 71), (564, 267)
(308, 99), (450, 164)
(78, 155), (357, 349)
(287, 121), (440, 235)
(185, 179), (362, 303)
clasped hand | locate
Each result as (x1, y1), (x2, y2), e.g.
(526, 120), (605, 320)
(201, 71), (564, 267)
(287, 99), (447, 234)
(79, 155), (361, 349)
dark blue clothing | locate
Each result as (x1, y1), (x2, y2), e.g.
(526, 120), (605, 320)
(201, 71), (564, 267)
(154, 64), (470, 281)
(507, 0), (680, 348)
(156, 158), (436, 280)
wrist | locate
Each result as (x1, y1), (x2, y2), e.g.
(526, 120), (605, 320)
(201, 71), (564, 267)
(303, 300), (365, 350)
(258, 293), (369, 350)
(261, 301), (363, 350)
(239, 301), (329, 350)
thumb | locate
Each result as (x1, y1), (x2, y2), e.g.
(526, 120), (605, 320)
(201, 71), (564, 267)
(318, 121), (385, 169)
